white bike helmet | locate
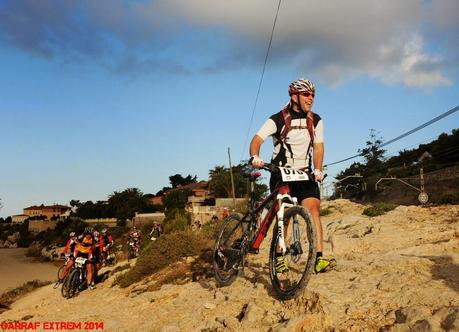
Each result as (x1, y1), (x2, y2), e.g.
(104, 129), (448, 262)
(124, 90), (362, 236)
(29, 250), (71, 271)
(288, 79), (315, 96)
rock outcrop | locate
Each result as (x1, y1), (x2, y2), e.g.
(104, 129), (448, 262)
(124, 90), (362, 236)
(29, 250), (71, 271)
(1, 200), (458, 331)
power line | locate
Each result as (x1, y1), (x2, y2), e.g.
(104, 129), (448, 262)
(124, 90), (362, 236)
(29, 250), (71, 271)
(240, 0), (282, 160)
(325, 105), (459, 167)
(332, 141), (459, 181)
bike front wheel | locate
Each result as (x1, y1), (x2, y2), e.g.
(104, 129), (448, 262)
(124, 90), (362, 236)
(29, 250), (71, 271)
(109, 253), (117, 266)
(57, 264), (65, 280)
(65, 269), (81, 299)
(269, 206), (317, 300)
(213, 213), (246, 287)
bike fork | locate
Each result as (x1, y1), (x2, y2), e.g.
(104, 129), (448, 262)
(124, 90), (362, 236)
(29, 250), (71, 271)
(276, 197), (295, 255)
(291, 215), (303, 260)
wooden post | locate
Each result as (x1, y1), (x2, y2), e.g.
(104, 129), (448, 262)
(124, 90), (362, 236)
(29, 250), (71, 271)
(228, 147), (236, 210)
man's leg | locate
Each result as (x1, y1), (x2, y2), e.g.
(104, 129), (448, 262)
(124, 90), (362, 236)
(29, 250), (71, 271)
(301, 197), (323, 252)
(301, 197), (335, 273)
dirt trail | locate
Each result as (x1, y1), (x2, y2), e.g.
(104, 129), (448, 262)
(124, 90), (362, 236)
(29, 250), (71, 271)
(1, 200), (458, 331)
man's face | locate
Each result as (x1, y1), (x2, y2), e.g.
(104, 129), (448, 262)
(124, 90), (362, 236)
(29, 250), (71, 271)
(298, 91), (314, 112)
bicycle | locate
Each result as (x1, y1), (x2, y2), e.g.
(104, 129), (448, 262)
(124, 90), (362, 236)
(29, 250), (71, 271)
(127, 240), (140, 261)
(55, 254), (74, 297)
(101, 250), (117, 267)
(213, 163), (318, 300)
(63, 256), (89, 299)
(56, 254), (71, 281)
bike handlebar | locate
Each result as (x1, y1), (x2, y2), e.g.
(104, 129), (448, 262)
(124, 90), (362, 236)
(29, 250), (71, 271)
(247, 159), (327, 182)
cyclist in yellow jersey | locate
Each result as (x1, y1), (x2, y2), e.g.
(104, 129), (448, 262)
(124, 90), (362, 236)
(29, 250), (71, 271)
(74, 227), (96, 289)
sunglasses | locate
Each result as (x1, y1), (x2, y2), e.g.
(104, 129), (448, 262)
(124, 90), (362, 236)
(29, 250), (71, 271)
(299, 92), (315, 98)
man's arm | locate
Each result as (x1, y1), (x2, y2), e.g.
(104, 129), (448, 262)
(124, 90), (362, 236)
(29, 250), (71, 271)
(313, 142), (324, 171)
(250, 135), (264, 157)
(249, 135), (264, 167)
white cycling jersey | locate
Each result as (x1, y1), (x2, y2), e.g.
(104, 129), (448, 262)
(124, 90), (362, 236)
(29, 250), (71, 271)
(256, 108), (324, 169)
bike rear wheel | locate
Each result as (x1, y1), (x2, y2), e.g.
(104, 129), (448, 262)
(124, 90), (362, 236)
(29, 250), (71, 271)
(213, 213), (246, 286)
(269, 206), (317, 300)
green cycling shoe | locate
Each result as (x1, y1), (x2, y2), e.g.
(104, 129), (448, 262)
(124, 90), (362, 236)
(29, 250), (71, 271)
(315, 257), (336, 273)
(275, 256), (289, 273)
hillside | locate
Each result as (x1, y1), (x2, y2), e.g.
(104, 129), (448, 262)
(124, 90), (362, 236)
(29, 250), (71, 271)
(1, 200), (458, 331)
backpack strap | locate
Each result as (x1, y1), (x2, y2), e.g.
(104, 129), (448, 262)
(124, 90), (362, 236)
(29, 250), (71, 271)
(280, 107), (314, 144)
(306, 111), (314, 144)
(280, 107), (292, 142)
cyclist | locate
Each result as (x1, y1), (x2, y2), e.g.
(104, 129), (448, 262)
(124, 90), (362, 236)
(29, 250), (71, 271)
(92, 230), (102, 281)
(53, 231), (78, 288)
(128, 226), (142, 254)
(73, 227), (96, 290)
(249, 78), (334, 274)
(100, 228), (114, 260)
(149, 222), (163, 240)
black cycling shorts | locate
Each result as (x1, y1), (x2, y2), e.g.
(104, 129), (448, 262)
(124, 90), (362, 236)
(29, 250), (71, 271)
(270, 173), (320, 202)
(92, 251), (101, 264)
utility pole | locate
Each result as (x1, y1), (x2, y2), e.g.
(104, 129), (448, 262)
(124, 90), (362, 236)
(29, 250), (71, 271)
(228, 147), (236, 210)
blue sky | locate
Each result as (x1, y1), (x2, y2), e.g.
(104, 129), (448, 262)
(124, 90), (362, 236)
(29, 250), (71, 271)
(1, 0), (458, 218)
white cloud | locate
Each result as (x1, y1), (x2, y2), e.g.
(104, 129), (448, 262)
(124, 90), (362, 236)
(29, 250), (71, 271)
(0, 0), (455, 88)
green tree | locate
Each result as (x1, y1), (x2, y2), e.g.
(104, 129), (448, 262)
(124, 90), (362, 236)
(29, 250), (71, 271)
(208, 163), (268, 201)
(75, 200), (110, 219)
(358, 129), (386, 177)
(169, 174), (197, 188)
(163, 189), (193, 212)
(107, 188), (149, 221)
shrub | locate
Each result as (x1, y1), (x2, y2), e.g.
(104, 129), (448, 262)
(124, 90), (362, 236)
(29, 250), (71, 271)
(0, 280), (51, 313)
(114, 230), (212, 288)
(163, 209), (191, 233)
(26, 242), (43, 258)
(110, 226), (126, 239)
(362, 203), (398, 217)
(320, 207), (333, 216)
(141, 222), (154, 237)
(439, 192), (459, 204)
(200, 219), (224, 240)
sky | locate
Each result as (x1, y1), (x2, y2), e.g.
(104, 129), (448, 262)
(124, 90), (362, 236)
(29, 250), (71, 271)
(1, 0), (458, 218)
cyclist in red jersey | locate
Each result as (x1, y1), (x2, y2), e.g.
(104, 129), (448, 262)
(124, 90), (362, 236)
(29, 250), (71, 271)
(53, 231), (78, 288)
(100, 228), (114, 259)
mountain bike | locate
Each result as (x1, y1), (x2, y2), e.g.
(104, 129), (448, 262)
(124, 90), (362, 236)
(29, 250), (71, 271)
(101, 251), (117, 267)
(127, 239), (141, 261)
(56, 254), (74, 297)
(57, 254), (71, 282)
(213, 163), (318, 300)
(64, 257), (89, 299)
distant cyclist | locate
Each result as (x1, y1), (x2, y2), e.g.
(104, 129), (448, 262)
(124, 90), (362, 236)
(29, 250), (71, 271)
(92, 230), (102, 281)
(250, 78), (335, 274)
(149, 223), (163, 240)
(53, 231), (78, 288)
(100, 228), (114, 259)
(128, 226), (142, 253)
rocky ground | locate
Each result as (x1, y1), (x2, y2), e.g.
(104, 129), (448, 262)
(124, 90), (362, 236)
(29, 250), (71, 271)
(1, 200), (458, 331)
